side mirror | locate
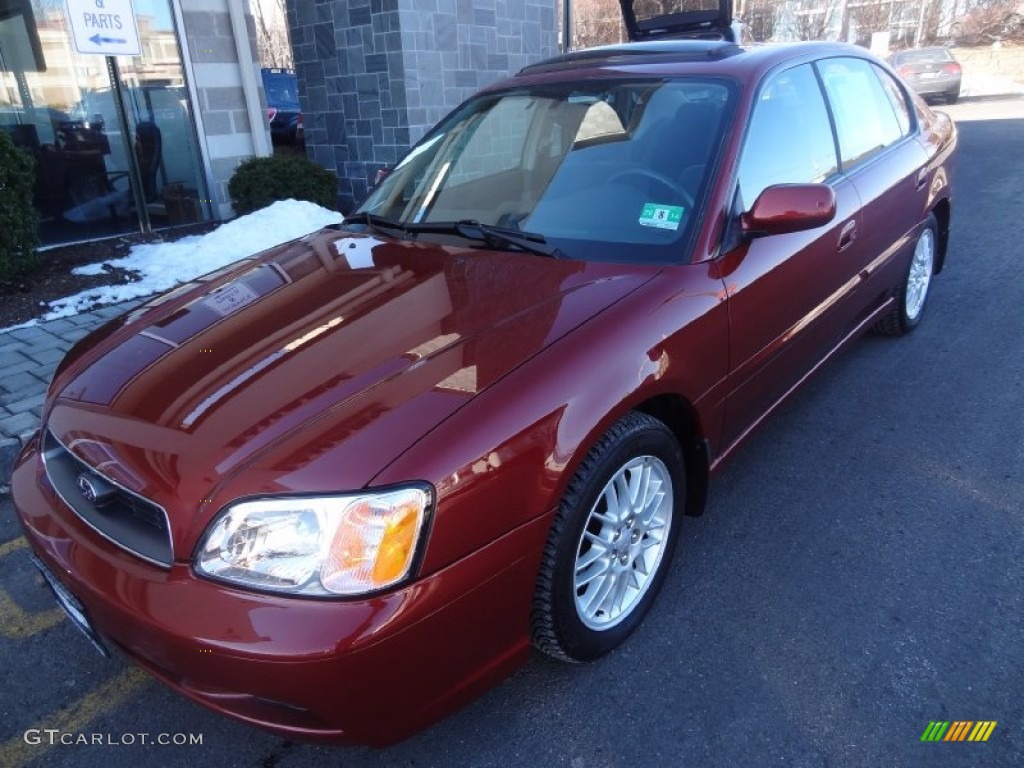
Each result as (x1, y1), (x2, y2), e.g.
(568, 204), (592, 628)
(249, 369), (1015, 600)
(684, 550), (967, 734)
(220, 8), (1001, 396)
(740, 183), (836, 238)
(373, 166), (391, 186)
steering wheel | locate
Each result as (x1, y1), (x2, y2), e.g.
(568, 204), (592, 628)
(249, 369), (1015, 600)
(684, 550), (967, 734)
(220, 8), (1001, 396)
(608, 169), (695, 211)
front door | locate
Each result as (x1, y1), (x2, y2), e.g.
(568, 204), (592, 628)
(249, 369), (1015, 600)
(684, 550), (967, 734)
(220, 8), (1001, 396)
(718, 62), (864, 450)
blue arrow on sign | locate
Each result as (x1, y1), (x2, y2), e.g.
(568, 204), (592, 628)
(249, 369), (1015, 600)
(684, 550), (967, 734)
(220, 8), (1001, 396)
(89, 33), (127, 45)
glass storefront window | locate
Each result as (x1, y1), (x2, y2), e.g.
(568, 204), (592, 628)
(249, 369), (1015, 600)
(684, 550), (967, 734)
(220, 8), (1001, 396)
(0, 0), (210, 246)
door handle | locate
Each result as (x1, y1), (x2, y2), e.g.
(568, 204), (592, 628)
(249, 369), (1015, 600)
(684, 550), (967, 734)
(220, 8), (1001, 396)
(916, 168), (929, 191)
(838, 219), (857, 251)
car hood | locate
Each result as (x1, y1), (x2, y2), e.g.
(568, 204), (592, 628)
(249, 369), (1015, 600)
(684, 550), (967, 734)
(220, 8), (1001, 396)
(44, 230), (653, 558)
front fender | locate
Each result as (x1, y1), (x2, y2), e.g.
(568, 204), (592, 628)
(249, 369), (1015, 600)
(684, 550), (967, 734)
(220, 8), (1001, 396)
(371, 265), (730, 577)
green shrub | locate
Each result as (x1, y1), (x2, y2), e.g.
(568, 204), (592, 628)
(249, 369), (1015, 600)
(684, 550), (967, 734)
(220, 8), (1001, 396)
(0, 130), (40, 282)
(228, 154), (339, 215)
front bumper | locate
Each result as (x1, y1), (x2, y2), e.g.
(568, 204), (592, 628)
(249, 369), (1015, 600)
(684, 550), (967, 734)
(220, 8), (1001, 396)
(11, 435), (548, 745)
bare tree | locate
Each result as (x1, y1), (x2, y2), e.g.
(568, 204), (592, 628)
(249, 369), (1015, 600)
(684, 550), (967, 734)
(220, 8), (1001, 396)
(743, 0), (778, 41)
(791, 0), (839, 40)
(573, 0), (627, 48)
(954, 0), (1024, 43)
(632, 1), (719, 15)
(919, 0), (944, 44)
(849, 0), (892, 44)
(249, 0), (293, 69)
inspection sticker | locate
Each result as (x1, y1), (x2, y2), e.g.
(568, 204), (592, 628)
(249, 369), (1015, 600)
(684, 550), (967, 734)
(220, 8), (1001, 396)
(204, 281), (259, 316)
(639, 203), (684, 230)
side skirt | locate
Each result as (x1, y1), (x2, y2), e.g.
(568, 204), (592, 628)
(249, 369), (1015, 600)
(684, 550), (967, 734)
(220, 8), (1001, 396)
(709, 296), (897, 473)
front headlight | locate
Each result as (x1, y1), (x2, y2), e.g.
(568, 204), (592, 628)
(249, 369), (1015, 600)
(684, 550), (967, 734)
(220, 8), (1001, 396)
(195, 485), (432, 596)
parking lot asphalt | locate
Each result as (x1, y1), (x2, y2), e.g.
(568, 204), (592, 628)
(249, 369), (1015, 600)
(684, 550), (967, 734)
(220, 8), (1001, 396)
(0, 95), (1022, 768)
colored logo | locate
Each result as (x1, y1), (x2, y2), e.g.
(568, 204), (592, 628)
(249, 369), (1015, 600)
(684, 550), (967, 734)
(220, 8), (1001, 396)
(921, 721), (997, 742)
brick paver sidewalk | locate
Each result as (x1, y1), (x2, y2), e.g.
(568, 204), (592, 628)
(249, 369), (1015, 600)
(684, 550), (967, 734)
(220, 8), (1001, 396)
(0, 301), (142, 486)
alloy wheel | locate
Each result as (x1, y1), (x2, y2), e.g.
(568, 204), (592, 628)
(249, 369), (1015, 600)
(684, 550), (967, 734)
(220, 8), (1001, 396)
(905, 226), (935, 321)
(573, 455), (673, 630)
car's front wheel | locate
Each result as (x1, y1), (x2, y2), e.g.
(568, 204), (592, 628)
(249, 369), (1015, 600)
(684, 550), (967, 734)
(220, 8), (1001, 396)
(531, 411), (684, 662)
(874, 213), (938, 336)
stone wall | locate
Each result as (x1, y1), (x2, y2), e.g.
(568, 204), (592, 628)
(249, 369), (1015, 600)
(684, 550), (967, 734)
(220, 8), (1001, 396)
(288, 0), (558, 212)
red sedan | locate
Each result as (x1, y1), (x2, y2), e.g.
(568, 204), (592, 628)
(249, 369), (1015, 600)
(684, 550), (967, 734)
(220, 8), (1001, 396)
(12, 6), (956, 746)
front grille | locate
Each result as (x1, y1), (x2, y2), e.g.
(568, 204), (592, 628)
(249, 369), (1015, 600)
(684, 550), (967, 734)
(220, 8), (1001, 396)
(42, 430), (173, 567)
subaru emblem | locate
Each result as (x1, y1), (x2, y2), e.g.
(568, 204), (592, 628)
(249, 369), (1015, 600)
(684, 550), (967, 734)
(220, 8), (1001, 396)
(76, 473), (115, 507)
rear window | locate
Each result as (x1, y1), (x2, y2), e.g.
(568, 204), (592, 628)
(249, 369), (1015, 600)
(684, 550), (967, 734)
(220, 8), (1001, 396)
(892, 49), (953, 65)
(261, 71), (301, 111)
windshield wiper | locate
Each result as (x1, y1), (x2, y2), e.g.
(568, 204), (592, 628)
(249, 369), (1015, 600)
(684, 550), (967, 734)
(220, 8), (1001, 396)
(342, 211), (409, 237)
(403, 220), (563, 259)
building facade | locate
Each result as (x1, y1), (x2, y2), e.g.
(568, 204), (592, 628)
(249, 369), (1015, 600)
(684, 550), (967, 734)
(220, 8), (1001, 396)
(0, 0), (270, 247)
(3, 0), (559, 246)
(286, 0), (559, 212)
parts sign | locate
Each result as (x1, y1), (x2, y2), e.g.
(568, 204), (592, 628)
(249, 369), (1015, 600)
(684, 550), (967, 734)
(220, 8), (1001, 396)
(64, 0), (142, 56)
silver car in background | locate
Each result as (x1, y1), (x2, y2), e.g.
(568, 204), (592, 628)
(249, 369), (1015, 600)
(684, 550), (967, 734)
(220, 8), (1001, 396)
(890, 47), (963, 103)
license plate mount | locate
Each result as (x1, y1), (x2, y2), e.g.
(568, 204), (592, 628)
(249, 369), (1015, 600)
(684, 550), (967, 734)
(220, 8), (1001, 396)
(30, 554), (110, 658)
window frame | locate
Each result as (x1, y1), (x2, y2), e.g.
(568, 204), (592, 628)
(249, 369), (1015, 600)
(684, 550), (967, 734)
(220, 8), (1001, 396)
(871, 61), (917, 140)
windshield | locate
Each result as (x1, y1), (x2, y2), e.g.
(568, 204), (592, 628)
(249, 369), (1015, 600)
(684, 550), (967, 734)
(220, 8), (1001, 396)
(357, 78), (735, 263)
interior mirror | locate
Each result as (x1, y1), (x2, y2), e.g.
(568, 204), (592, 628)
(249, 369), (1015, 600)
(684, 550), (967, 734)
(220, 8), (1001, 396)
(741, 183), (836, 238)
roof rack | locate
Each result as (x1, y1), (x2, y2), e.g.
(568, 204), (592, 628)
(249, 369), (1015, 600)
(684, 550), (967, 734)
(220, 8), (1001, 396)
(519, 40), (741, 76)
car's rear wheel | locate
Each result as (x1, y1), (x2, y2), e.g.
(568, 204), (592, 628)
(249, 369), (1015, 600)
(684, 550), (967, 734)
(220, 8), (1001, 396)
(531, 411), (684, 662)
(874, 214), (937, 336)
(946, 89), (960, 104)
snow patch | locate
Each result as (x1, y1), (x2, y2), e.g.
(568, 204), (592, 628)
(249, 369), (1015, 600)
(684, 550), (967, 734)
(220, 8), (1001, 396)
(0, 318), (39, 333)
(42, 200), (342, 322)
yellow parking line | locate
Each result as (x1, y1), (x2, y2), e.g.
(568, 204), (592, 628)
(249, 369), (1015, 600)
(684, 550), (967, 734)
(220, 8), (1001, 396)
(0, 537), (65, 638)
(0, 588), (64, 638)
(0, 667), (149, 768)
(0, 538), (27, 558)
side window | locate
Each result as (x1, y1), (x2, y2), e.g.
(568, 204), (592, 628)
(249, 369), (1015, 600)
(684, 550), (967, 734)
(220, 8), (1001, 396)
(873, 64), (912, 137)
(737, 64), (838, 210)
(817, 57), (904, 167)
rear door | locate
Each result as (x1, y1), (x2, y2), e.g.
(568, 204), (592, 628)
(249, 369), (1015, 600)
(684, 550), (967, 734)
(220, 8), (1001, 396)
(816, 57), (930, 316)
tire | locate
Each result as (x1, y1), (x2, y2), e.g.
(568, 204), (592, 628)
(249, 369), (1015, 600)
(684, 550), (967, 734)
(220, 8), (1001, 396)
(873, 214), (938, 336)
(946, 90), (960, 104)
(531, 411), (685, 662)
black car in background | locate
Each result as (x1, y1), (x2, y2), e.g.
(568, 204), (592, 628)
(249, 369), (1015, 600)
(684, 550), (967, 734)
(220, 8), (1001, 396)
(261, 68), (304, 150)
(890, 47), (962, 103)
